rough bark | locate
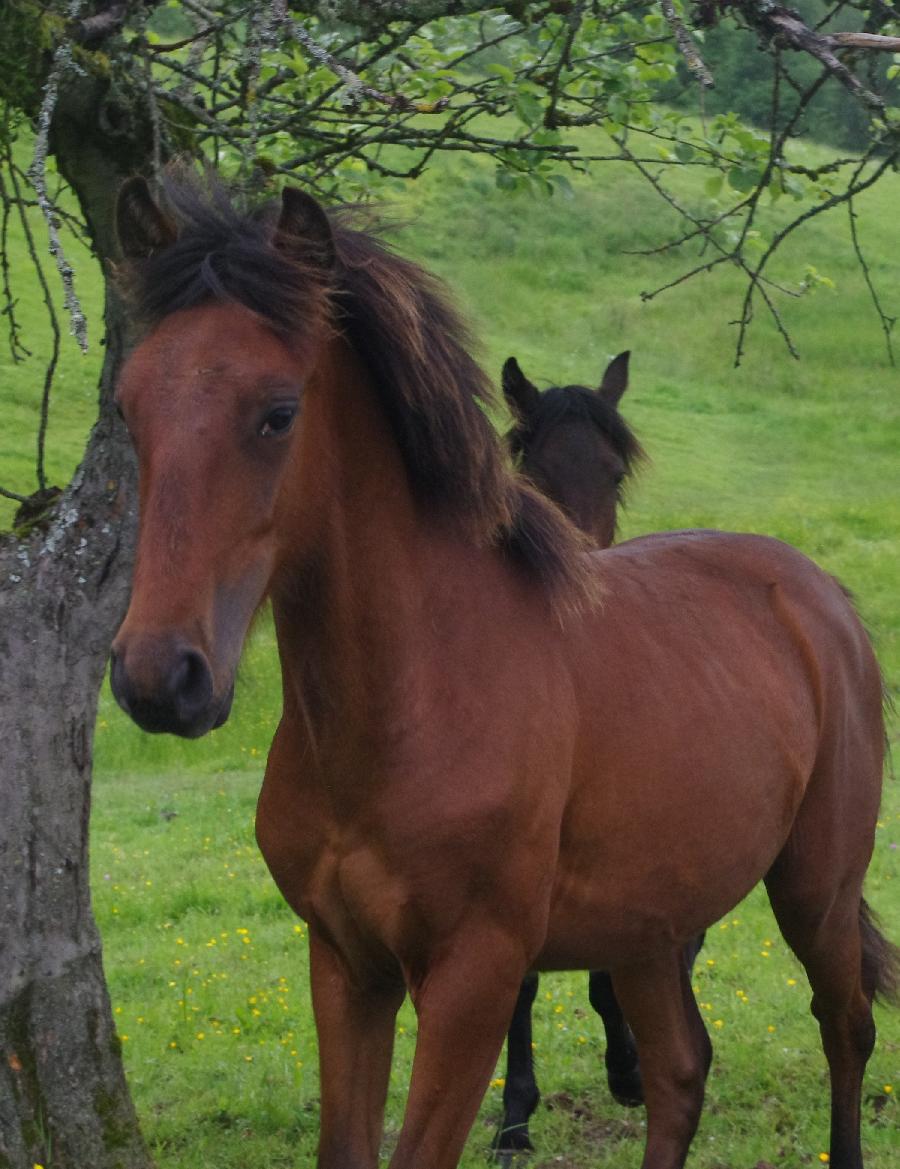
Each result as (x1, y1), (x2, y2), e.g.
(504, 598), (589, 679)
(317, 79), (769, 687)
(0, 341), (145, 1169)
(0, 63), (156, 1169)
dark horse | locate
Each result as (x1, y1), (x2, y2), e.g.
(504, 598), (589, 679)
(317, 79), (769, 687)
(110, 174), (896, 1169)
(498, 355), (706, 1155)
(502, 351), (640, 548)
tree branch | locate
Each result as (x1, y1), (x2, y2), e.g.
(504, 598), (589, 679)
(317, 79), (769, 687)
(848, 195), (896, 366)
(27, 18), (88, 352)
(727, 1), (895, 111)
(285, 19), (450, 112)
(660, 0), (715, 88)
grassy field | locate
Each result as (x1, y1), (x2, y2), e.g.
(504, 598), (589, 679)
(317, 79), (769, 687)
(4, 130), (899, 1167)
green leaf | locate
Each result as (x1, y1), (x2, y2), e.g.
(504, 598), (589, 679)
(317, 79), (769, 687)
(487, 63), (514, 84)
(728, 166), (761, 193)
(514, 90), (543, 129)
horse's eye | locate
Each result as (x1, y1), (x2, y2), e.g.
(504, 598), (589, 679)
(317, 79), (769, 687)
(259, 404), (297, 438)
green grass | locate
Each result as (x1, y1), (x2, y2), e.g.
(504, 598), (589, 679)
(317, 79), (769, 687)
(90, 767), (900, 1169)
(5, 130), (899, 1167)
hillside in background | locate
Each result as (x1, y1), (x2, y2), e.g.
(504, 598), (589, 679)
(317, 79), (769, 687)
(14, 134), (882, 773)
(3, 129), (897, 763)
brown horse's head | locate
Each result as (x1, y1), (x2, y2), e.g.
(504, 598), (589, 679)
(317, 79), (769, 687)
(503, 353), (643, 548)
(110, 178), (334, 737)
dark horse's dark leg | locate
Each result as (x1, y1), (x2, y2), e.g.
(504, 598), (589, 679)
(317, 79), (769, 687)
(589, 933), (706, 1109)
(493, 973), (540, 1159)
(588, 970), (643, 1106)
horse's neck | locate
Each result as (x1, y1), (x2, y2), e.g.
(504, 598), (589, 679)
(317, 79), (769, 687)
(271, 340), (455, 735)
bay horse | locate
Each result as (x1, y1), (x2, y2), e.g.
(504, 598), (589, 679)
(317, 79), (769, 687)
(498, 355), (706, 1155)
(110, 173), (896, 1169)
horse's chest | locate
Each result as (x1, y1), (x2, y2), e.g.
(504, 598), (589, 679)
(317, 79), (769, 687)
(256, 784), (427, 966)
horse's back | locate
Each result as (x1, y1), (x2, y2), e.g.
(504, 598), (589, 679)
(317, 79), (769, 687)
(589, 528), (877, 680)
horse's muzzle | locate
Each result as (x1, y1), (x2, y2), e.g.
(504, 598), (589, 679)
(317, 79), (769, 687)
(109, 635), (232, 738)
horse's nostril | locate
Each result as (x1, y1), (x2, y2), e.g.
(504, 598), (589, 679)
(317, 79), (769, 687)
(170, 649), (213, 721)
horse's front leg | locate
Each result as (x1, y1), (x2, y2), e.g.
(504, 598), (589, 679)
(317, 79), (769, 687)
(611, 949), (713, 1169)
(389, 929), (528, 1169)
(309, 928), (405, 1169)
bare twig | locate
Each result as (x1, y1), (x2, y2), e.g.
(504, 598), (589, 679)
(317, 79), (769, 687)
(544, 7), (583, 129)
(848, 195), (896, 365)
(733, 148), (899, 364)
(5, 143), (61, 494)
(0, 485), (30, 504)
(829, 31), (900, 52)
(0, 159), (31, 363)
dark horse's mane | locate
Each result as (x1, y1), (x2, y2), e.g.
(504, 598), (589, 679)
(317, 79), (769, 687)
(508, 384), (645, 479)
(119, 174), (594, 608)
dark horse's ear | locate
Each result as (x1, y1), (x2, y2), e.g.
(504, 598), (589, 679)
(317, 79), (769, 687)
(274, 187), (335, 270)
(116, 176), (177, 260)
(502, 357), (541, 422)
(598, 350), (630, 407)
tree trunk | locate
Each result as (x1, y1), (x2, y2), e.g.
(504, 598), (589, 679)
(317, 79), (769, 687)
(0, 62), (160, 1169)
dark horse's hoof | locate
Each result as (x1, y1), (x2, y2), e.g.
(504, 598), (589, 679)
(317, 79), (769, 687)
(491, 1125), (534, 1164)
(608, 1064), (644, 1108)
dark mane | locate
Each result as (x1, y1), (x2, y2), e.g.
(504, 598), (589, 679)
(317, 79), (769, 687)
(508, 384), (645, 475)
(118, 174), (594, 608)
(119, 175), (330, 342)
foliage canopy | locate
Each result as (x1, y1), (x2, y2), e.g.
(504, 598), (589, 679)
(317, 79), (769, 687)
(1, 0), (899, 512)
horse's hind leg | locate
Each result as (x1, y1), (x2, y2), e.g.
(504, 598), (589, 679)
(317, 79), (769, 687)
(611, 948), (712, 1169)
(763, 755), (885, 1169)
(494, 972), (541, 1160)
(765, 870), (876, 1169)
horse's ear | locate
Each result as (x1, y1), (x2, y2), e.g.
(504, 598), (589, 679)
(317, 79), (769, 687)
(502, 357), (541, 421)
(274, 187), (335, 270)
(598, 350), (630, 407)
(116, 177), (176, 260)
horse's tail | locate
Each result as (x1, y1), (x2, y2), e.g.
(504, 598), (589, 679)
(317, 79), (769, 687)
(860, 898), (900, 1005)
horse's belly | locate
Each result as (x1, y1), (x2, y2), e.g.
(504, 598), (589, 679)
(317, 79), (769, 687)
(536, 750), (805, 972)
(535, 856), (760, 971)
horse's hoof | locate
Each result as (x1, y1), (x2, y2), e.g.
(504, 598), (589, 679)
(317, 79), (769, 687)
(608, 1066), (643, 1108)
(491, 1126), (534, 1162)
